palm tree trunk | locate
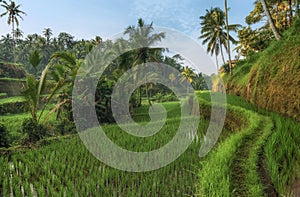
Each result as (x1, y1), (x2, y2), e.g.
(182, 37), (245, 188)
(144, 57), (152, 106)
(260, 0), (282, 40)
(12, 19), (16, 63)
(145, 84), (152, 106)
(220, 41), (226, 66)
(224, 0), (233, 75)
(215, 53), (219, 72)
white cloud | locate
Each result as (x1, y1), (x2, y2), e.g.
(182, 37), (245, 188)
(130, 0), (200, 39)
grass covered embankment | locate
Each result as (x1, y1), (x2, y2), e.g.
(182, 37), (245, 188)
(197, 92), (300, 196)
(222, 18), (300, 122)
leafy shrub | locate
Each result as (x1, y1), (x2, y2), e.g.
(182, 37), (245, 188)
(0, 122), (9, 148)
(155, 93), (178, 103)
(21, 118), (47, 142)
(55, 119), (76, 135)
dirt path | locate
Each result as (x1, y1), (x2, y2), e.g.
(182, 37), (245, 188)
(230, 128), (261, 196)
(230, 117), (278, 196)
(292, 180), (300, 196)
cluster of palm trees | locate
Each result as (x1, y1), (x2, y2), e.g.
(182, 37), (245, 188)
(19, 18), (209, 136)
(0, 29), (101, 74)
(199, 1), (242, 75)
(0, 0), (25, 40)
(199, 7), (240, 72)
(199, 0), (300, 73)
(0, 0), (26, 61)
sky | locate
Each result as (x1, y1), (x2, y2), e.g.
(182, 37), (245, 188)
(0, 0), (256, 74)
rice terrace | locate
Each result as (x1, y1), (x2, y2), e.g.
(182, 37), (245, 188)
(0, 0), (299, 196)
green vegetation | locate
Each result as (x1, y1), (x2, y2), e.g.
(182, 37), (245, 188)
(0, 123), (9, 148)
(199, 7), (240, 70)
(0, 0), (299, 196)
(0, 62), (26, 78)
(197, 92), (270, 196)
(0, 96), (24, 104)
(0, 101), (208, 196)
(197, 92), (300, 196)
(0, 92), (298, 196)
(223, 17), (300, 121)
(0, 96), (27, 114)
(0, 93), (7, 99)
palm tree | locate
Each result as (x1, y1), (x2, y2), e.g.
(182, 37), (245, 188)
(91, 35), (102, 46)
(23, 50), (47, 122)
(49, 52), (81, 121)
(224, 0), (233, 75)
(260, 0), (282, 40)
(58, 32), (74, 50)
(124, 18), (165, 106)
(0, 34), (13, 61)
(23, 50), (80, 123)
(199, 7), (240, 71)
(43, 28), (53, 44)
(179, 66), (196, 94)
(0, 0), (26, 42)
(1, 0), (26, 62)
(14, 27), (23, 39)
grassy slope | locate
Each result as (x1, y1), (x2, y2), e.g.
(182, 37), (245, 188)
(197, 92), (300, 196)
(223, 18), (300, 121)
(196, 92), (273, 196)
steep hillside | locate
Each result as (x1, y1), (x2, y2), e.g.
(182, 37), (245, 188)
(223, 18), (300, 121)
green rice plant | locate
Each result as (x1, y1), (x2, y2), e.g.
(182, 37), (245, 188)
(0, 92), (298, 196)
(198, 91), (300, 196)
(196, 91), (270, 196)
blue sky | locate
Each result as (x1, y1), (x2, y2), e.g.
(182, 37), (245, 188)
(0, 0), (256, 74)
(0, 0), (255, 39)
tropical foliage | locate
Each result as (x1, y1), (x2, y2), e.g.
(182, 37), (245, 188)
(0, 1), (299, 196)
(199, 7), (240, 70)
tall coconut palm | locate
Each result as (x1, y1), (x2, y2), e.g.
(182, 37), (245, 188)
(124, 18), (165, 106)
(199, 7), (240, 71)
(1, 0), (26, 62)
(1, 0), (26, 41)
(224, 0), (233, 75)
(260, 0), (282, 40)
